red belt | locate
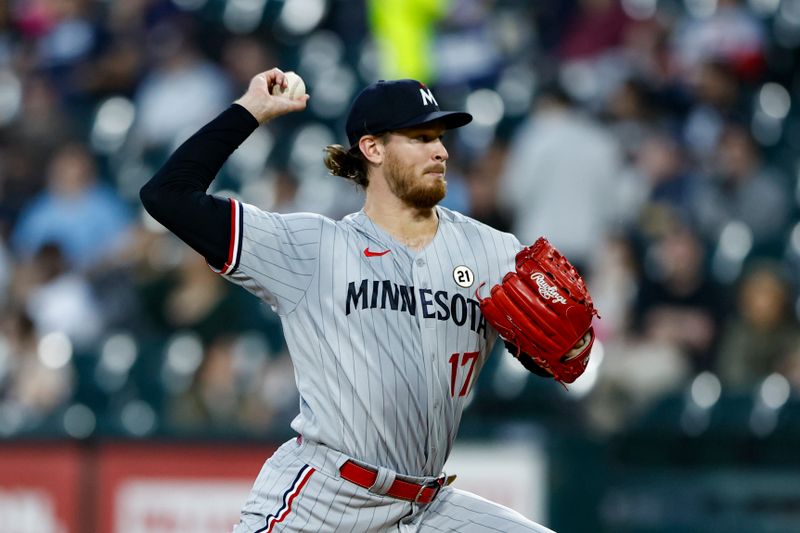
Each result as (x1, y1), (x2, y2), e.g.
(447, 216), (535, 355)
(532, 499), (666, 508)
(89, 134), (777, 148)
(339, 460), (454, 504)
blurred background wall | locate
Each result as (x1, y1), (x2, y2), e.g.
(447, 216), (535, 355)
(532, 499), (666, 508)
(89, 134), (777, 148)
(1, 0), (800, 531)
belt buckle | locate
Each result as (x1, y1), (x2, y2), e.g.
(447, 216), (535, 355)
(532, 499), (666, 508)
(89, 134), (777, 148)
(415, 475), (445, 504)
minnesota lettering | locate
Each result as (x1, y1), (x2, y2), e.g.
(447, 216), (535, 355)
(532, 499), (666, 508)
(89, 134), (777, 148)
(346, 279), (488, 338)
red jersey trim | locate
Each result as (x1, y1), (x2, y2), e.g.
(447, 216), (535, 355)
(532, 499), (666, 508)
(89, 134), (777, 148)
(209, 198), (243, 275)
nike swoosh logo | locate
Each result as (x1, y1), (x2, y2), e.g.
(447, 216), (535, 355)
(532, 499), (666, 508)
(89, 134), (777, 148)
(364, 247), (391, 257)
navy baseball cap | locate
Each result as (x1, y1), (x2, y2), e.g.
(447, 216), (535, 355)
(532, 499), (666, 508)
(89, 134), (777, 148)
(345, 79), (472, 147)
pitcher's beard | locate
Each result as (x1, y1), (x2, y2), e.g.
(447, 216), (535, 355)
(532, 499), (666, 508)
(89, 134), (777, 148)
(384, 153), (446, 209)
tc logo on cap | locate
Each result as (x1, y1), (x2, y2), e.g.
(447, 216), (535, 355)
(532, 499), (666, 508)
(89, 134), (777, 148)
(419, 84), (438, 106)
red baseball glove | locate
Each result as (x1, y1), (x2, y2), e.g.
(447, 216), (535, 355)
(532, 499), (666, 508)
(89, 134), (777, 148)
(477, 237), (599, 384)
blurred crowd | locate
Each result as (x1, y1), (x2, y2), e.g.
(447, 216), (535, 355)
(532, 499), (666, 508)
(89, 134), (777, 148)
(1, 0), (800, 441)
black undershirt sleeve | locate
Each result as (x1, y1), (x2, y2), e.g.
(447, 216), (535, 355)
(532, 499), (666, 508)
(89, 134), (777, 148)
(139, 104), (259, 270)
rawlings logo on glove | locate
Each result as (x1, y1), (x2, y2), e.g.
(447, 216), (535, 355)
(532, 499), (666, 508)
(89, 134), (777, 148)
(530, 272), (567, 304)
(477, 237), (599, 384)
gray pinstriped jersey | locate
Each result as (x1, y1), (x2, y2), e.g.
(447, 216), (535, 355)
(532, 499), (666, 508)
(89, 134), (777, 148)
(221, 202), (521, 477)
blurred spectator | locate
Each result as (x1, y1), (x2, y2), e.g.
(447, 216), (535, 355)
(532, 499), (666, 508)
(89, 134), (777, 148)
(11, 142), (133, 270)
(715, 262), (800, 390)
(625, 132), (698, 232)
(78, 36), (144, 98)
(499, 84), (622, 273)
(271, 169), (302, 214)
(583, 228), (702, 435)
(0, 143), (39, 232)
(75, 0), (155, 97)
(433, 0), (506, 86)
(221, 36), (276, 93)
(682, 60), (745, 164)
(554, 0), (654, 107)
(587, 234), (639, 342)
(367, 0), (448, 82)
(617, 16), (674, 87)
(168, 336), (259, 432)
(692, 123), (791, 251)
(639, 134), (693, 209)
(633, 219), (723, 372)
(671, 0), (765, 81)
(12, 243), (103, 347)
(31, 0), (105, 109)
(137, 247), (274, 346)
(586, 337), (690, 435)
(34, 0), (98, 68)
(532, 0), (575, 54)
(133, 18), (232, 150)
(1, 75), (75, 228)
(558, 0), (633, 61)
(0, 308), (75, 431)
(13, 75), (76, 155)
(603, 78), (661, 162)
(167, 335), (295, 434)
(586, 233), (692, 435)
(464, 141), (513, 233)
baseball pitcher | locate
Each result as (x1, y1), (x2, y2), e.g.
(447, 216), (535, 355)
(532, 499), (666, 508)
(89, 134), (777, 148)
(141, 68), (596, 532)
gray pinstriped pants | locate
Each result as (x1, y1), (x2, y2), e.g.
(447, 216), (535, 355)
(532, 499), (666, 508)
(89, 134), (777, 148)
(232, 438), (555, 533)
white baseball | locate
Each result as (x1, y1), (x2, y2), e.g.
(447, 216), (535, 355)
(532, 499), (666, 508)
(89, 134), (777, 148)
(271, 71), (306, 99)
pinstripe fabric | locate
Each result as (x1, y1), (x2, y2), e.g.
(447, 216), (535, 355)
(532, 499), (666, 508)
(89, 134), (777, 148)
(233, 438), (551, 533)
(224, 203), (553, 531)
(416, 488), (555, 532)
(234, 439), (414, 533)
(223, 203), (518, 477)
